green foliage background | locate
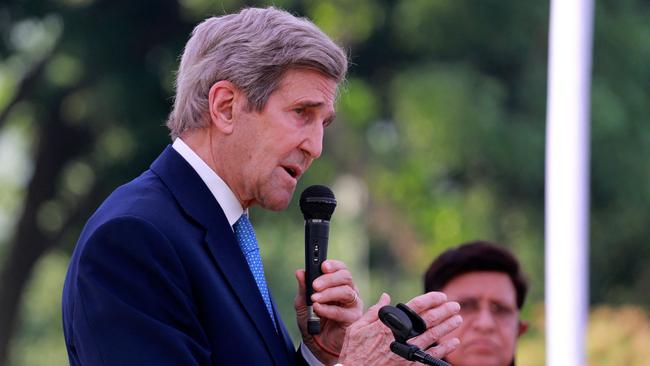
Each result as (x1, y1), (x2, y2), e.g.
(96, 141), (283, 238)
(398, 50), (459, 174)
(1, 0), (649, 364)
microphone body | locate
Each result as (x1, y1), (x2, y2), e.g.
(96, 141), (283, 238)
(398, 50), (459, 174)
(304, 218), (330, 334)
(299, 185), (337, 335)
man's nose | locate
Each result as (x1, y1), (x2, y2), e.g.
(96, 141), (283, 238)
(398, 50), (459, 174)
(473, 307), (498, 331)
(300, 123), (324, 159)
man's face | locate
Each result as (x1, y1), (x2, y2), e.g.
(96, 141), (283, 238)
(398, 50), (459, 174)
(439, 271), (526, 366)
(228, 68), (337, 210)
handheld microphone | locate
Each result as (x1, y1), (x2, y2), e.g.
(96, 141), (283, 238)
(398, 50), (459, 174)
(299, 185), (337, 335)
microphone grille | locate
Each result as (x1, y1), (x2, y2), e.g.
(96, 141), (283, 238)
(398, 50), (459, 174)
(299, 185), (336, 220)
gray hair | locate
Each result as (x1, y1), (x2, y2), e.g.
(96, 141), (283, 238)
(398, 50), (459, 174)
(167, 7), (348, 138)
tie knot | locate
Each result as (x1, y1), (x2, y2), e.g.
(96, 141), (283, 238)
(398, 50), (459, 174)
(234, 213), (251, 229)
(234, 214), (258, 253)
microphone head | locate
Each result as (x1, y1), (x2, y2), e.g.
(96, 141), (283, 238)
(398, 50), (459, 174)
(378, 305), (413, 343)
(299, 185), (337, 221)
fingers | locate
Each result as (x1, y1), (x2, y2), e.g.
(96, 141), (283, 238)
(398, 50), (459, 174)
(295, 269), (306, 294)
(294, 270), (306, 308)
(404, 292), (462, 350)
(404, 291), (449, 314)
(410, 313), (462, 349)
(419, 301), (461, 329)
(320, 259), (346, 273)
(353, 292), (391, 327)
(311, 284), (359, 306)
(308, 260), (361, 313)
(313, 302), (361, 324)
(308, 261), (363, 327)
(423, 337), (461, 360)
(313, 261), (354, 291)
(405, 291), (460, 328)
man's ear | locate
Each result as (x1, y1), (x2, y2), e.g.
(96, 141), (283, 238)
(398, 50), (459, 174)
(208, 80), (237, 134)
(517, 320), (529, 337)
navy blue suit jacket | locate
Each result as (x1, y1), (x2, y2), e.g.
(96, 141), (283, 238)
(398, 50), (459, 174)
(62, 146), (303, 365)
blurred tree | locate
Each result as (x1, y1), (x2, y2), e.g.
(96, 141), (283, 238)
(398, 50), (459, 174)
(590, 0), (650, 306)
(0, 0), (191, 362)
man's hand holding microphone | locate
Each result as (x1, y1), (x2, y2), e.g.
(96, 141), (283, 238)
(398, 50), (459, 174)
(294, 186), (462, 365)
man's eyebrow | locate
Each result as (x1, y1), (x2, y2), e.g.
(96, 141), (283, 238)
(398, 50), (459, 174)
(294, 100), (324, 108)
(292, 100), (336, 126)
(489, 299), (516, 308)
(456, 296), (479, 303)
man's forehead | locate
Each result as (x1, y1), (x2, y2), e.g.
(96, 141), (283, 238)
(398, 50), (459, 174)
(443, 271), (517, 302)
(278, 69), (338, 99)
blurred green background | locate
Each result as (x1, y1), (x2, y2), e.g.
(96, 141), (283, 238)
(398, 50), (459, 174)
(1, 0), (649, 365)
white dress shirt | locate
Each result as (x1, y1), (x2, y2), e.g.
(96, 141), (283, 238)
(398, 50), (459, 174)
(172, 138), (243, 227)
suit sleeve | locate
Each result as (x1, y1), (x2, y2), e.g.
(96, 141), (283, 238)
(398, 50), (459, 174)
(70, 216), (211, 365)
(295, 346), (306, 366)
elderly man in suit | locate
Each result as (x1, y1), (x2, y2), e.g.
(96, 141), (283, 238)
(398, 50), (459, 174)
(63, 7), (462, 366)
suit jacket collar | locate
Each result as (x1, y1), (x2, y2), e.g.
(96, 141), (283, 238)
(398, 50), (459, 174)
(171, 137), (243, 226)
(150, 145), (294, 365)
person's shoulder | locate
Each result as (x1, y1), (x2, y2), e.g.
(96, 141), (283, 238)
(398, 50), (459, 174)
(98, 169), (180, 221)
(77, 169), (193, 244)
(72, 200), (193, 272)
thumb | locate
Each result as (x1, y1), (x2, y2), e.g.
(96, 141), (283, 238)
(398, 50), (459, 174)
(294, 269), (307, 307)
(356, 292), (391, 327)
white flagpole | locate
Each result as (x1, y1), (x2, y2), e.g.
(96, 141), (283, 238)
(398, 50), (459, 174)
(545, 0), (594, 365)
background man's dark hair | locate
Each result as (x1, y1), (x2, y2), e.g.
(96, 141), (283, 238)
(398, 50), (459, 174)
(424, 240), (529, 309)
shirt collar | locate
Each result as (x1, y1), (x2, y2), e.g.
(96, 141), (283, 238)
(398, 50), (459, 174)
(172, 137), (244, 227)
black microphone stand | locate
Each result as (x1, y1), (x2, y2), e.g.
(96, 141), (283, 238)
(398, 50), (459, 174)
(379, 303), (452, 366)
(389, 341), (451, 366)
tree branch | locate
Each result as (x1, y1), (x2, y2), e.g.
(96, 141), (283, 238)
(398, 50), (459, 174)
(0, 40), (59, 130)
(0, 90), (91, 364)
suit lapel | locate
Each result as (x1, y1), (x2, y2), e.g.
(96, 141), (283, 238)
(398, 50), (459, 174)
(150, 145), (293, 365)
(272, 295), (298, 361)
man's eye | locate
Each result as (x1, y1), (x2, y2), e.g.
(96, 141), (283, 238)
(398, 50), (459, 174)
(459, 300), (479, 313)
(492, 303), (515, 316)
(294, 108), (305, 116)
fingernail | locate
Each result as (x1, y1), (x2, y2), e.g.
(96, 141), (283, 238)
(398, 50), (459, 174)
(449, 301), (461, 313)
(312, 293), (321, 302)
(313, 280), (321, 289)
(450, 337), (461, 348)
(451, 315), (463, 327)
(438, 292), (448, 302)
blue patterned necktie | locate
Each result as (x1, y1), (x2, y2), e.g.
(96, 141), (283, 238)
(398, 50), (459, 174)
(233, 213), (277, 331)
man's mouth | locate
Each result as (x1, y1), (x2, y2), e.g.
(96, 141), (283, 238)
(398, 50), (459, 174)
(464, 338), (499, 351)
(282, 165), (300, 179)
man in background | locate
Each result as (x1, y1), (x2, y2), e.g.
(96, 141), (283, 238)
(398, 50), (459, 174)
(63, 7), (462, 366)
(424, 241), (529, 366)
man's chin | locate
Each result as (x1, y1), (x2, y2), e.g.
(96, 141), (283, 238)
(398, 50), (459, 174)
(259, 192), (294, 211)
